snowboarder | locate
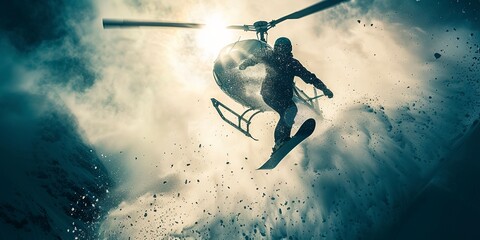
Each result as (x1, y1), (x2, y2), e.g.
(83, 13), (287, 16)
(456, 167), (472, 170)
(239, 37), (333, 152)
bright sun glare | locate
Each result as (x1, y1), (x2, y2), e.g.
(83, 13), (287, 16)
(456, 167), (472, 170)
(196, 16), (234, 60)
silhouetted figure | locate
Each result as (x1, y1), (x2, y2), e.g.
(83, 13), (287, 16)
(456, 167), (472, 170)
(239, 37), (333, 152)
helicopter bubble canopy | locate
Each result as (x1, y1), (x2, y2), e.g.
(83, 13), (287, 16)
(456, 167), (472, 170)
(213, 39), (272, 111)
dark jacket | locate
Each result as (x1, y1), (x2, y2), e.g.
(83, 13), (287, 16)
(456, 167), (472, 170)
(239, 50), (326, 102)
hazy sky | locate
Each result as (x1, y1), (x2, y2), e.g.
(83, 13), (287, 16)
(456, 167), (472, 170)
(1, 0), (479, 238)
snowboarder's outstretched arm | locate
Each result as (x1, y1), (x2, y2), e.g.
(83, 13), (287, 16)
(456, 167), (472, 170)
(292, 59), (334, 98)
(239, 49), (272, 70)
(238, 57), (258, 70)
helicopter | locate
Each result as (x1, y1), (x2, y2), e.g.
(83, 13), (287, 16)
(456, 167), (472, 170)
(103, 0), (349, 140)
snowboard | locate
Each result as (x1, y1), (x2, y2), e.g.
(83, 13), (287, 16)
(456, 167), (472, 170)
(257, 118), (316, 170)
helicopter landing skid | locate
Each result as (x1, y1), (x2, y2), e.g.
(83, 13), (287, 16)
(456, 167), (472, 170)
(293, 85), (324, 114)
(211, 98), (262, 141)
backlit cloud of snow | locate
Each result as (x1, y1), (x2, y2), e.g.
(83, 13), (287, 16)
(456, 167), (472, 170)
(1, 0), (478, 238)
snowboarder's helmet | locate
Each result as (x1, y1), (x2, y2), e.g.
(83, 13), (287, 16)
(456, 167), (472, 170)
(274, 37), (292, 53)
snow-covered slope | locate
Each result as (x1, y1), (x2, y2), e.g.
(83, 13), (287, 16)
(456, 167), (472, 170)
(0, 2), (112, 235)
(390, 120), (480, 240)
(0, 91), (112, 239)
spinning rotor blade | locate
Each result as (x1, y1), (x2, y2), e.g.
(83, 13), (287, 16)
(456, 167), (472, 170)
(103, 19), (246, 30)
(103, 19), (205, 29)
(270, 0), (349, 26)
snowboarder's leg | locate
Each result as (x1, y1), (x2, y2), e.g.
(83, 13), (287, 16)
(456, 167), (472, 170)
(262, 91), (298, 151)
(273, 102), (297, 145)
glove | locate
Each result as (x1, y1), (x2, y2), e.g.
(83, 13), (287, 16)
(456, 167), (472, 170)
(323, 88), (334, 98)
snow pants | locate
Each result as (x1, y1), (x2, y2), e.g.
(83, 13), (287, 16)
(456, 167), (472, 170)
(262, 96), (298, 144)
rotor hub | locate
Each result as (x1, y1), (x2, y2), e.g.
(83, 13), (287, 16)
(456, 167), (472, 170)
(253, 21), (269, 33)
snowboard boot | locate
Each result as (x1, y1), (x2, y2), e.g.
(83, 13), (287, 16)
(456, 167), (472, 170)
(271, 137), (291, 154)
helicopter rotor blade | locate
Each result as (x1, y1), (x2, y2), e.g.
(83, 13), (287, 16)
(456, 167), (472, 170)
(270, 0), (349, 26)
(226, 25), (251, 31)
(103, 19), (205, 29)
(103, 19), (248, 31)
